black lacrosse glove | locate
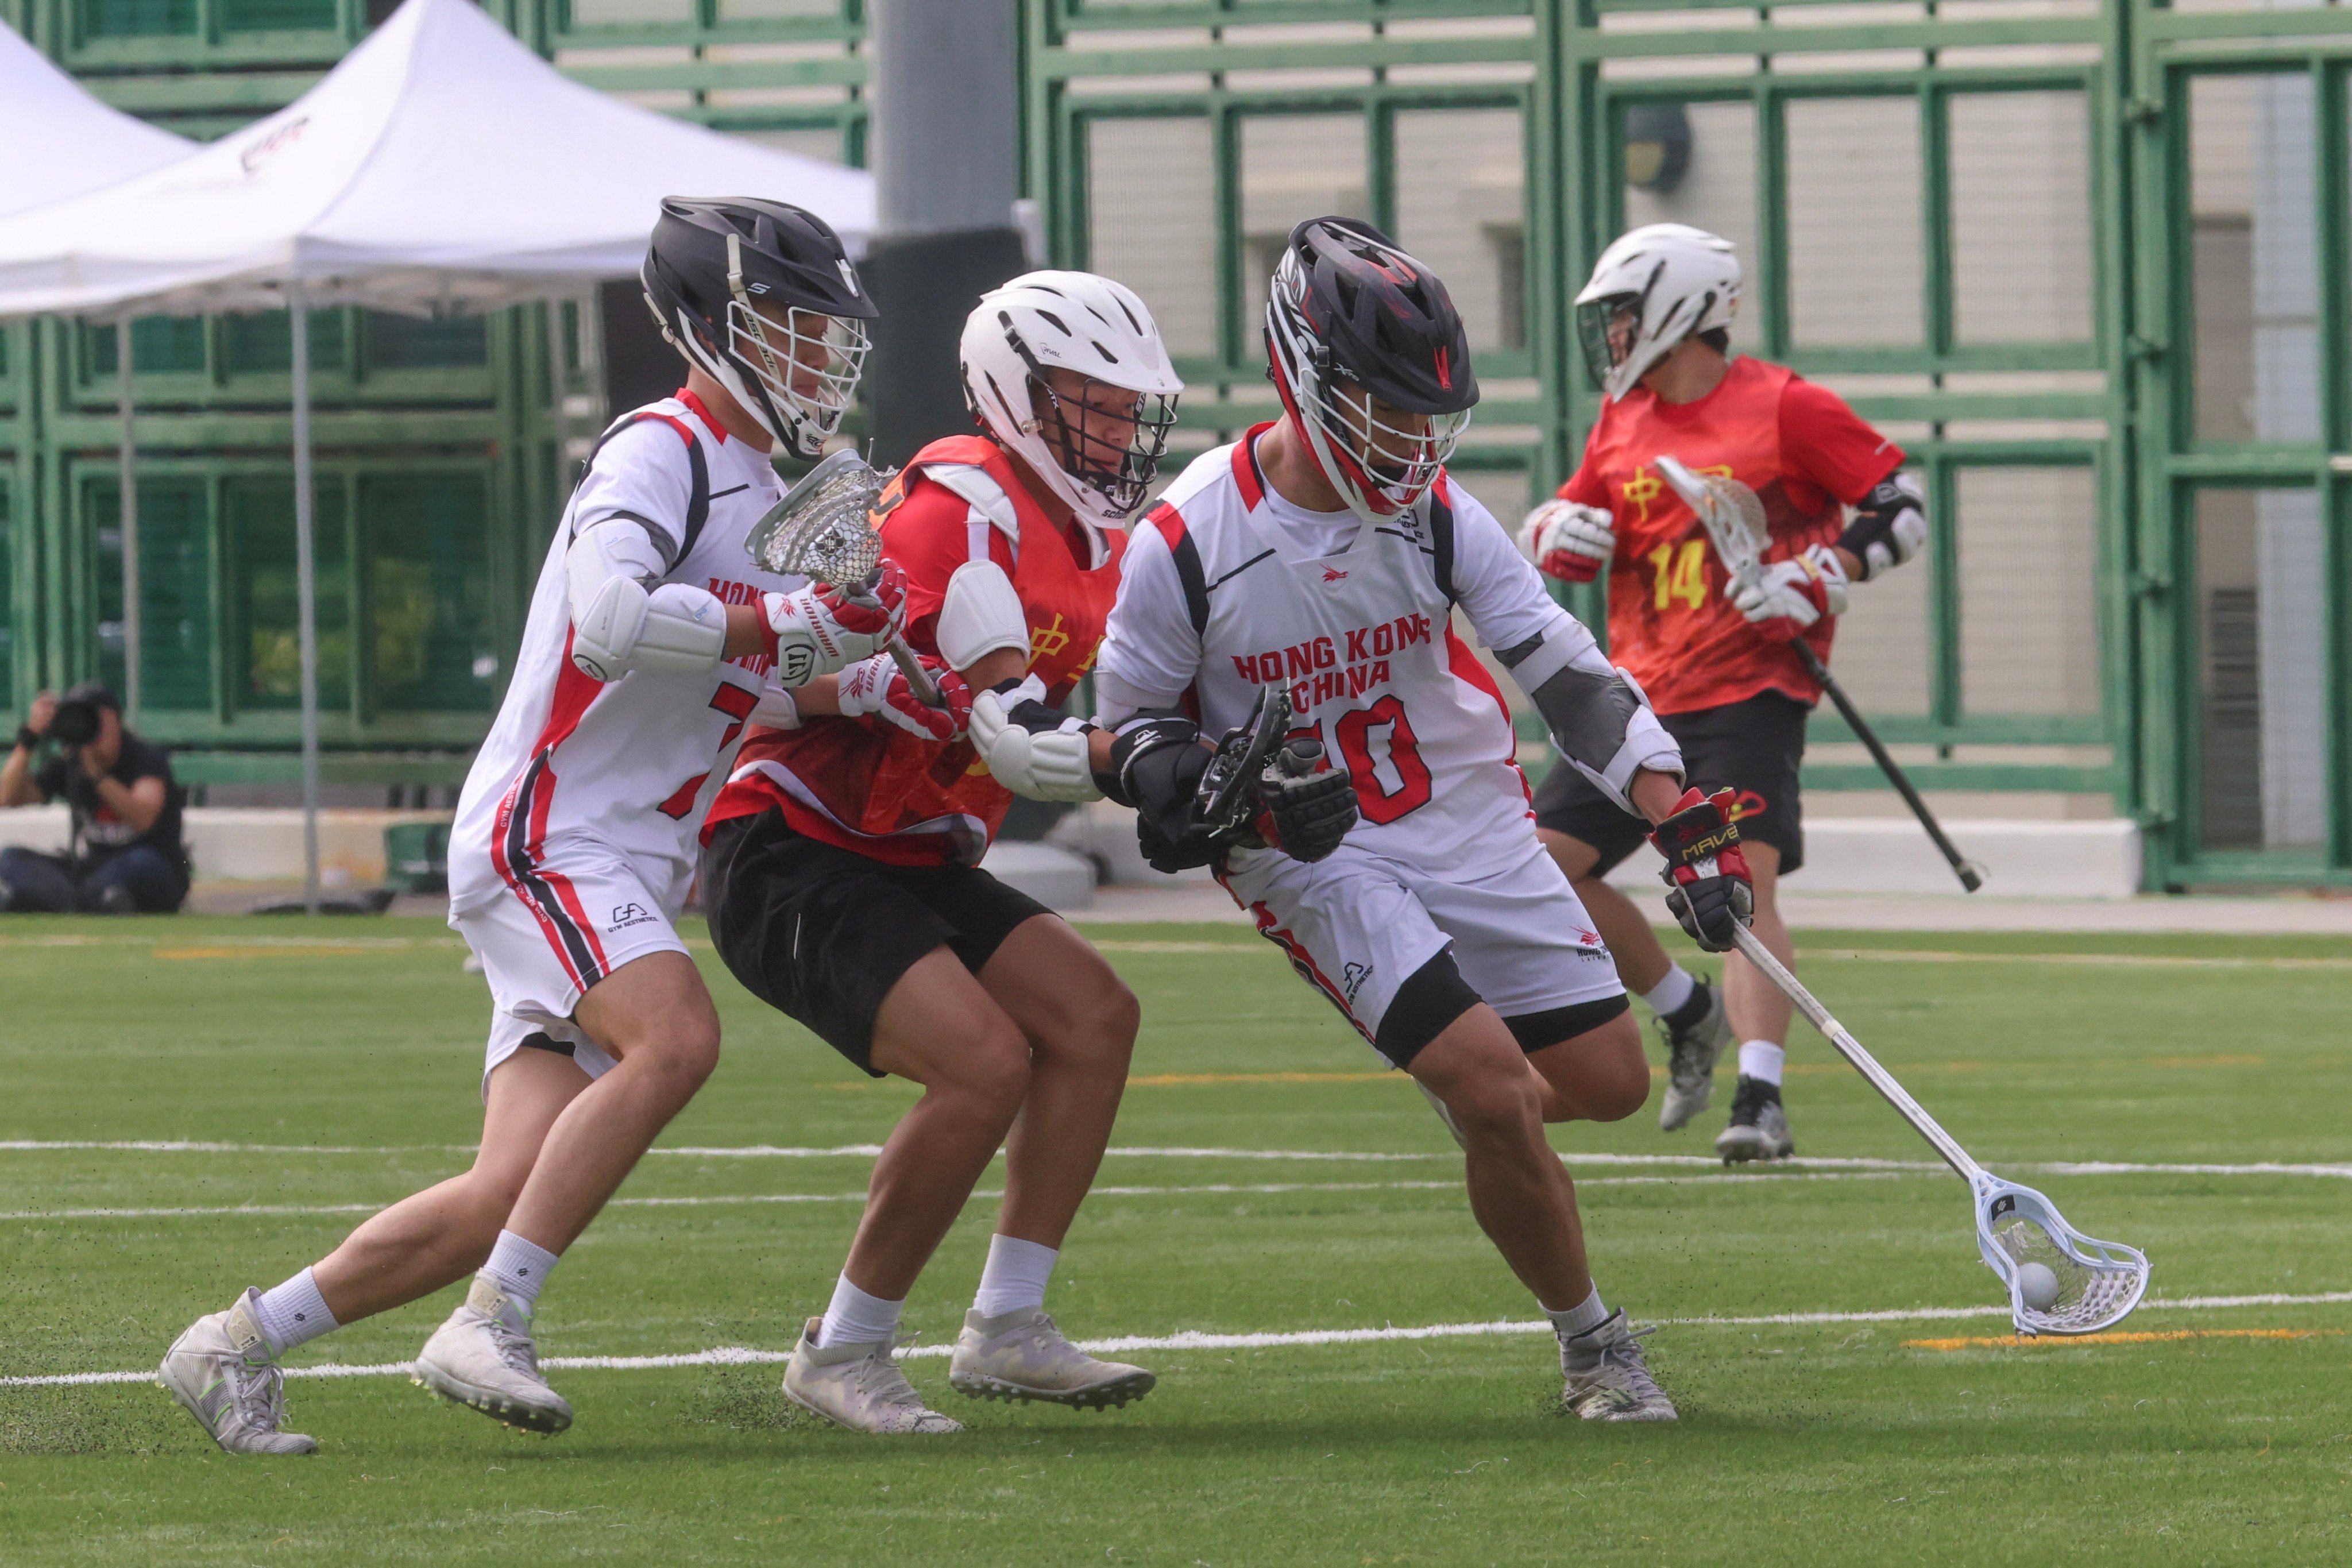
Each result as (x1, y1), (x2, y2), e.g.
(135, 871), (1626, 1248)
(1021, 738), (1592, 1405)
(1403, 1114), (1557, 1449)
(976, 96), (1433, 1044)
(1649, 786), (1754, 952)
(1243, 740), (1355, 863)
(1102, 715), (1222, 874)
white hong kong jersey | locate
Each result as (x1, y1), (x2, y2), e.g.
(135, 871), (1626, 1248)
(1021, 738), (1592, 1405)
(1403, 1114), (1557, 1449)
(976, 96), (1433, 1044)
(449, 393), (797, 921)
(1100, 428), (1585, 880)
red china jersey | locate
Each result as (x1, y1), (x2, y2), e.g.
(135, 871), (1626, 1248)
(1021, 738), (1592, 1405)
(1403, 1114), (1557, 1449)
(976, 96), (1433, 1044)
(1559, 356), (1903, 716)
(707, 436), (1125, 867)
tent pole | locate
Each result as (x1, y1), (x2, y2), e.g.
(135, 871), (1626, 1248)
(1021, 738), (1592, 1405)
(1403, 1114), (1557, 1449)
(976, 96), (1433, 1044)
(118, 333), (141, 721)
(290, 283), (322, 917)
(544, 299), (571, 481)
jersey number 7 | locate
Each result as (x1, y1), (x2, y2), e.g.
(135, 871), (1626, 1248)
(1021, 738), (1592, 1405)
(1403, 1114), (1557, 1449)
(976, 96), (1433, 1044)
(1333, 696), (1432, 825)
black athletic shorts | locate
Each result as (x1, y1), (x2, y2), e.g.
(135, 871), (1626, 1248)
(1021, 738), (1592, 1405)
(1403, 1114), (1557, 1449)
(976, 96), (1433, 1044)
(700, 808), (1051, 1074)
(1531, 690), (1810, 876)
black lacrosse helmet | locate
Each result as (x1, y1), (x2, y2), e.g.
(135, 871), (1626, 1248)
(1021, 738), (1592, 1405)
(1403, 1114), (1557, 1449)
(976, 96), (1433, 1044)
(1264, 217), (1477, 522)
(640, 196), (878, 459)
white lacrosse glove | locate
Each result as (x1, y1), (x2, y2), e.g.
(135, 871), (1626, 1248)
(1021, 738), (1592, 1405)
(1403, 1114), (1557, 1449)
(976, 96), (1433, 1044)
(1731, 544), (1849, 639)
(835, 652), (972, 741)
(759, 561), (911, 687)
(970, 674), (1102, 802)
(571, 578), (726, 682)
(1519, 499), (1615, 584)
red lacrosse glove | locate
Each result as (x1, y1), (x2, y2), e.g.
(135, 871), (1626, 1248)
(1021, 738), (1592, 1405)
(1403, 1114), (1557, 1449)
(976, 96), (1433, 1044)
(1648, 786), (1755, 952)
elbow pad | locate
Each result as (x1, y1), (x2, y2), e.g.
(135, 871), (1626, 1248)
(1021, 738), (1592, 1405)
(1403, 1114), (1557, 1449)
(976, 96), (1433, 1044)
(571, 576), (726, 682)
(1525, 661), (1683, 813)
(1836, 470), (1928, 582)
(936, 561), (1030, 671)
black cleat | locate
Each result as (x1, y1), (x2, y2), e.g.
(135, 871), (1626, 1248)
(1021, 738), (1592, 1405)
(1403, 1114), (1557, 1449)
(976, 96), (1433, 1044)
(1715, 1075), (1793, 1163)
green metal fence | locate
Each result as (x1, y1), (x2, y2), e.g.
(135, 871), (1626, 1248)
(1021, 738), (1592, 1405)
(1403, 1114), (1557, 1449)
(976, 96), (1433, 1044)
(2, 0), (2347, 885)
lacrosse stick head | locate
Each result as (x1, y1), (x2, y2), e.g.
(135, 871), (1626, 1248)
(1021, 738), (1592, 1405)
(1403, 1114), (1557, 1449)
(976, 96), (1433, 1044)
(747, 447), (889, 588)
(1653, 453), (1767, 582)
(1972, 1171), (2149, 1336)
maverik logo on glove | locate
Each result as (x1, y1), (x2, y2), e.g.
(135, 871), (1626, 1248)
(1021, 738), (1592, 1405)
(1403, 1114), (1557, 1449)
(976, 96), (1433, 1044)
(1648, 786), (1754, 952)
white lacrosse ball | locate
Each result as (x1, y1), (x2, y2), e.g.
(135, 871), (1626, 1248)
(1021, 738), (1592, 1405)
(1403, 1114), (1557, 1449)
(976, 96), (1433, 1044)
(2017, 1262), (2060, 1311)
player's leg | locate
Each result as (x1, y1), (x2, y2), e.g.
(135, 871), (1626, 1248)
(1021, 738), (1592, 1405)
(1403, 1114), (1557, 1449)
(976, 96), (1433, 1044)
(1532, 762), (1728, 1131)
(1696, 692), (1808, 1163)
(0, 847), (78, 913)
(949, 910), (1154, 1408)
(1405, 994), (1674, 1422)
(408, 867), (719, 1434)
(1226, 848), (1674, 1422)
(698, 812), (1010, 1433)
(159, 1039), (589, 1455)
(1717, 842), (1797, 1161)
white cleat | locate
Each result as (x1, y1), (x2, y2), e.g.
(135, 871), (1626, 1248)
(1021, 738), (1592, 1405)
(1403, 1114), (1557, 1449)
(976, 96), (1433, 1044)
(1559, 1309), (1678, 1423)
(949, 1308), (1156, 1410)
(158, 1288), (319, 1455)
(1714, 1075), (1795, 1164)
(412, 1277), (573, 1435)
(1655, 976), (1731, 1131)
(782, 1316), (963, 1434)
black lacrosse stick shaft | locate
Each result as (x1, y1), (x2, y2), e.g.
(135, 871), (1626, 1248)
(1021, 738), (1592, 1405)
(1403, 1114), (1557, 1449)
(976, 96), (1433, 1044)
(1791, 639), (1983, 893)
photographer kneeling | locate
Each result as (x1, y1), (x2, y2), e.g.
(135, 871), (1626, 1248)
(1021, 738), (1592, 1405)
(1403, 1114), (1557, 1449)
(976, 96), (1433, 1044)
(1, 683), (189, 914)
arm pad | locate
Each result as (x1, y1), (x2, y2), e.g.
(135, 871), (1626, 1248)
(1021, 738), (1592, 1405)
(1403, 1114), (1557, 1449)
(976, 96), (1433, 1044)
(1836, 469), (1928, 582)
(571, 577), (727, 682)
(936, 560), (1030, 671)
(1497, 615), (1682, 813)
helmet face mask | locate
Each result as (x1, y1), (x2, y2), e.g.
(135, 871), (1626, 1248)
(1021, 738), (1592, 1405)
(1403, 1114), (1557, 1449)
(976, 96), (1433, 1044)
(1024, 364), (1178, 522)
(1262, 217), (1477, 525)
(715, 267), (870, 458)
(1574, 291), (1646, 395)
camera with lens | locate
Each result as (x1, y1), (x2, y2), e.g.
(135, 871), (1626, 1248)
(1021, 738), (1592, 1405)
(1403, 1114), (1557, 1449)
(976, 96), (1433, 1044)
(48, 696), (102, 750)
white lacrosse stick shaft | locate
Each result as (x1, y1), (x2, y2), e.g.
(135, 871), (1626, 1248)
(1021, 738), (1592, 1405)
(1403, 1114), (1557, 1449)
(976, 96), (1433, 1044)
(1729, 925), (1979, 1180)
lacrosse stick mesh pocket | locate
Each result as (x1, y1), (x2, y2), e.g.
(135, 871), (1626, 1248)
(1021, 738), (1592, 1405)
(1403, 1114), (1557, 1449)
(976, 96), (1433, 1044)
(1976, 1177), (2149, 1335)
(751, 453), (887, 585)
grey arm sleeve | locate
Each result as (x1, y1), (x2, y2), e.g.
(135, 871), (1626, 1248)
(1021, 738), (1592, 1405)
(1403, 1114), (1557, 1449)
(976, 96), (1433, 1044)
(1496, 612), (1683, 814)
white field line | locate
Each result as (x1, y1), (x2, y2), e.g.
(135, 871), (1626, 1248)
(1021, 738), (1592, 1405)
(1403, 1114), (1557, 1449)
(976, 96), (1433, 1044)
(13, 1289), (2351, 1391)
(0, 1171), (1935, 1224)
(5, 1140), (2349, 1180)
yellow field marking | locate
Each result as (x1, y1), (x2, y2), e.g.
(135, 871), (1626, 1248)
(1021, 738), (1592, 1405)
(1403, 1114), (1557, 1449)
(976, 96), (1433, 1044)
(1808, 948), (2352, 973)
(154, 945), (383, 960)
(1127, 1071), (1396, 1086)
(1906, 1327), (2346, 1351)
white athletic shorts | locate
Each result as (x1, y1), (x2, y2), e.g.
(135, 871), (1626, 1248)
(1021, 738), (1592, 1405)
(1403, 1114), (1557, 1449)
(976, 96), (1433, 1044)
(450, 844), (690, 1098)
(1218, 837), (1625, 1068)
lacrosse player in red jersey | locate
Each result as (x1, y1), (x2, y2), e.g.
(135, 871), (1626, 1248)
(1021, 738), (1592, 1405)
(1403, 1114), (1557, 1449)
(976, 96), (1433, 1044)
(158, 199), (901, 1454)
(1522, 223), (1928, 1163)
(698, 272), (1200, 1434)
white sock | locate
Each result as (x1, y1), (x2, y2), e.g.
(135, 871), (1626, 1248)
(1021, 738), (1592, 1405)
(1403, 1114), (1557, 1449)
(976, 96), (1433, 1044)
(253, 1267), (339, 1353)
(480, 1230), (562, 1310)
(972, 1234), (1059, 1320)
(1640, 964), (1697, 1019)
(819, 1273), (905, 1348)
(1738, 1040), (1786, 1086)
(1544, 1286), (1611, 1339)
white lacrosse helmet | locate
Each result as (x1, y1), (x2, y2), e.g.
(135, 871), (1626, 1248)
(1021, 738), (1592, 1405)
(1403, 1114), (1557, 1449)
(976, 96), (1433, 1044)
(1574, 223), (1740, 403)
(960, 270), (1184, 527)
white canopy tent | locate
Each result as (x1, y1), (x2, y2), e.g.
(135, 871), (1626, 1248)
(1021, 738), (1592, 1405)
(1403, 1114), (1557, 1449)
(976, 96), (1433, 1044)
(1, 20), (199, 727)
(0, 0), (874, 910)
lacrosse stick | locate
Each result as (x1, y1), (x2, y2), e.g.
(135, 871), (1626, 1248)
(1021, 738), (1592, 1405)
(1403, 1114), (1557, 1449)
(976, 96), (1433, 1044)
(746, 448), (941, 705)
(1195, 682), (1299, 840)
(1652, 455), (1985, 893)
(1728, 925), (2148, 1334)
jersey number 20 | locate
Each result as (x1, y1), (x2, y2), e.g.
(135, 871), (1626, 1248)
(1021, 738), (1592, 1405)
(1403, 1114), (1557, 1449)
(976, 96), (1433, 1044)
(1333, 695), (1433, 825)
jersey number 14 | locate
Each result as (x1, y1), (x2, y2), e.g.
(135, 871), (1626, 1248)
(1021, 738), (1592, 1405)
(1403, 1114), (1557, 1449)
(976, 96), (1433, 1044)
(1646, 539), (1709, 612)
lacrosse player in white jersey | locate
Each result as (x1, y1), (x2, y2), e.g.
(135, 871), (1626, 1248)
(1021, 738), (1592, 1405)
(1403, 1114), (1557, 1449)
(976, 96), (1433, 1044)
(158, 198), (937, 1454)
(979, 218), (1758, 1421)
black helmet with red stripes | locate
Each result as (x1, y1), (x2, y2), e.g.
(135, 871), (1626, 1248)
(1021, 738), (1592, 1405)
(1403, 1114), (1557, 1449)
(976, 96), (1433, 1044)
(1263, 216), (1478, 523)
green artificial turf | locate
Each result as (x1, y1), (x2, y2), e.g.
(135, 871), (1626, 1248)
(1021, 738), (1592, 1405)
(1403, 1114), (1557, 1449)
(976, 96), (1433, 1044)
(1, 914), (2347, 1566)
